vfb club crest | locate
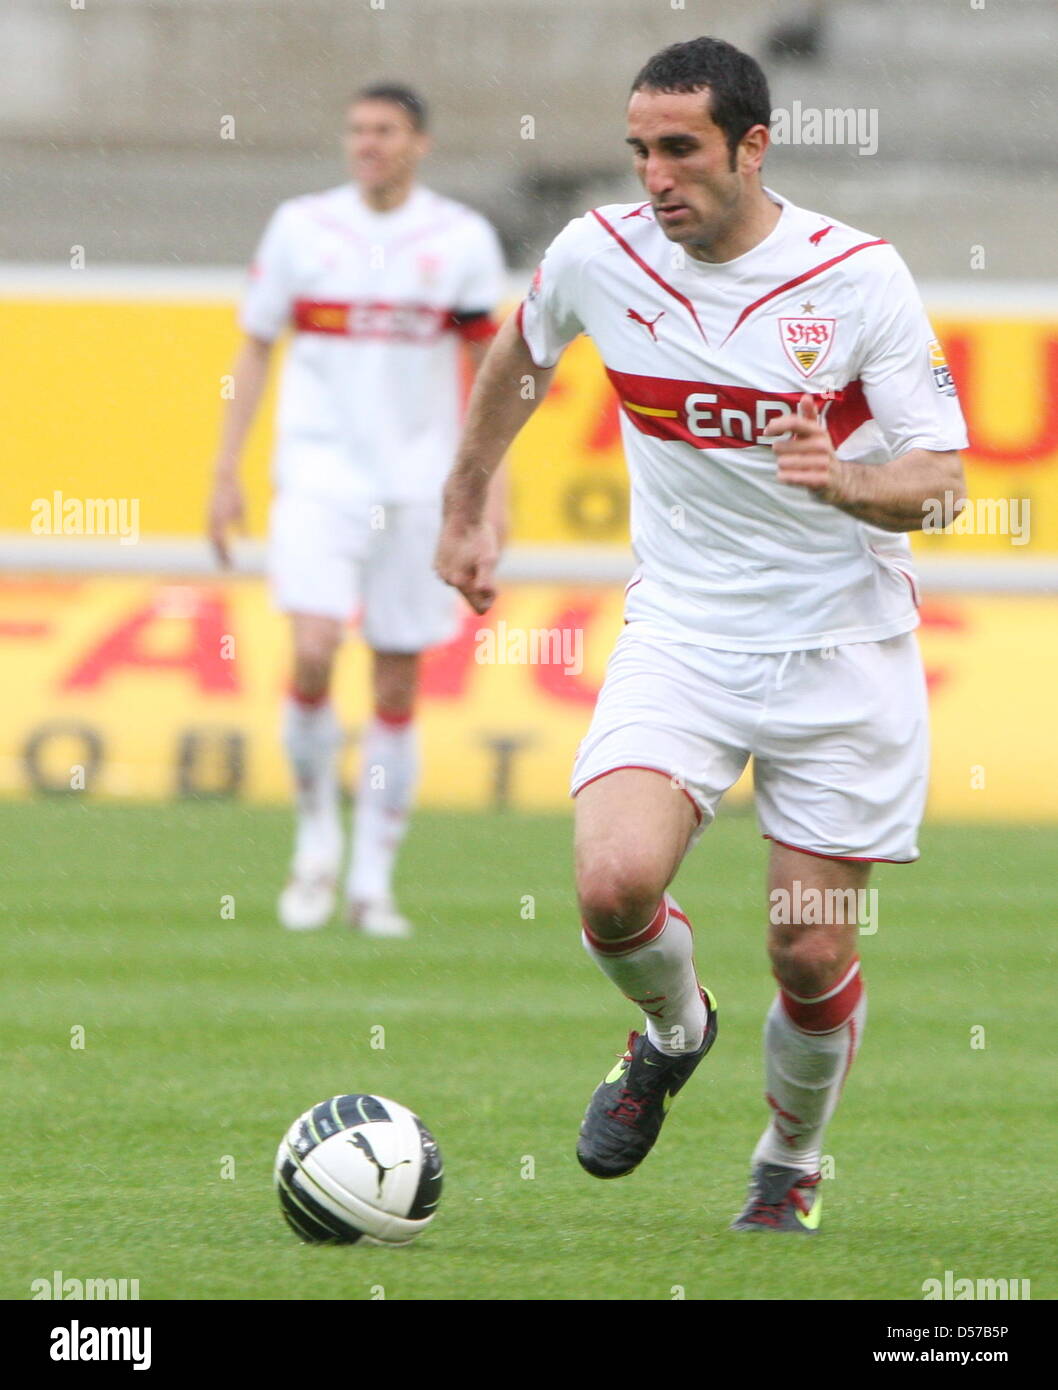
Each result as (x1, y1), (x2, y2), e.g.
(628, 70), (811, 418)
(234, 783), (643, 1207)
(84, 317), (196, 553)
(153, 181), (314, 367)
(779, 314), (836, 378)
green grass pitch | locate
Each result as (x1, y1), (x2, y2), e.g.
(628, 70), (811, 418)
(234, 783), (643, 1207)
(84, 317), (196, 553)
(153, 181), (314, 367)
(2, 800), (1055, 1301)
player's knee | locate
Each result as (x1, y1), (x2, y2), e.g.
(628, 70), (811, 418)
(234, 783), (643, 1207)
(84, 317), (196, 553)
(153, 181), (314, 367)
(292, 645), (336, 701)
(577, 857), (667, 940)
(769, 928), (853, 997)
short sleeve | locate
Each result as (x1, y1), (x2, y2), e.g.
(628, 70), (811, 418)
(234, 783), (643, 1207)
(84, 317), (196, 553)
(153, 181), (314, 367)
(453, 217), (506, 316)
(855, 250), (969, 456)
(518, 217), (588, 369)
(240, 204), (296, 342)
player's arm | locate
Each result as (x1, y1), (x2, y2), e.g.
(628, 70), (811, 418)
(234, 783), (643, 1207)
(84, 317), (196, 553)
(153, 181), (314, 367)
(765, 395), (966, 532)
(463, 334), (511, 550)
(766, 251), (969, 532)
(208, 203), (294, 566)
(436, 313), (555, 613)
(438, 215), (586, 612)
(208, 334), (274, 566)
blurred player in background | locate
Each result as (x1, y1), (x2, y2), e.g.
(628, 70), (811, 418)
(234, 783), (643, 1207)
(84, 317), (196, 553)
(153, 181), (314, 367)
(208, 85), (506, 936)
(438, 37), (967, 1232)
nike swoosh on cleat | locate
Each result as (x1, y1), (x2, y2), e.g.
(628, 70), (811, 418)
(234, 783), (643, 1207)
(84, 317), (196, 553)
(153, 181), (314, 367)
(795, 1195), (823, 1230)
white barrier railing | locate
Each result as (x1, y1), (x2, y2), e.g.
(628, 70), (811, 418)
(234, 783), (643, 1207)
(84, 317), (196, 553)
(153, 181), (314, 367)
(1, 534), (1057, 593)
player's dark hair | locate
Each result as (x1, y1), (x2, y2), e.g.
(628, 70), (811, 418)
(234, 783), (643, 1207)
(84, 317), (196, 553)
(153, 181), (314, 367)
(631, 37), (771, 167)
(353, 83), (429, 131)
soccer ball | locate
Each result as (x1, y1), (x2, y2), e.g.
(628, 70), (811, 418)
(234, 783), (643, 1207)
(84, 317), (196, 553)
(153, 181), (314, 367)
(274, 1093), (443, 1245)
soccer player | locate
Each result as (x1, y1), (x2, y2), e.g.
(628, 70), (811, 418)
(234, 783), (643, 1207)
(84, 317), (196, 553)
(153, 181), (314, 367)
(208, 85), (506, 936)
(436, 37), (967, 1231)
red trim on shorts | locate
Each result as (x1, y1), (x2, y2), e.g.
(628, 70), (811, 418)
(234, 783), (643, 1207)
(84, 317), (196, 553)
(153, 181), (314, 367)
(582, 897), (668, 957)
(374, 707), (414, 728)
(574, 764), (703, 824)
(763, 834), (911, 865)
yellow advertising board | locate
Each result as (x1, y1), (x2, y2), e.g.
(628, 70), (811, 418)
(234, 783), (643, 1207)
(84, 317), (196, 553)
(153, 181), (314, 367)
(1, 574), (1055, 821)
(1, 287), (1057, 553)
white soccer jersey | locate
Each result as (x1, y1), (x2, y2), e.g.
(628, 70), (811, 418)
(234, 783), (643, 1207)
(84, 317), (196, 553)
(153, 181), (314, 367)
(519, 190), (969, 652)
(242, 183), (505, 507)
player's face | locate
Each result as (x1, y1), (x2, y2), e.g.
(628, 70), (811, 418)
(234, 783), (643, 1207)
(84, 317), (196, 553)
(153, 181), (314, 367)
(344, 100), (428, 195)
(626, 89), (762, 254)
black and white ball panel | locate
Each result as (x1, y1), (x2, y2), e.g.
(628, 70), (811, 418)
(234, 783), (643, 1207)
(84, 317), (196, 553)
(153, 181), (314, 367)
(274, 1094), (443, 1246)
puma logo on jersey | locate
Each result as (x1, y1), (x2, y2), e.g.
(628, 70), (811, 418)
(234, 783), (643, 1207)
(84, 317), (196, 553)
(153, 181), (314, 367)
(627, 308), (665, 341)
(809, 224), (835, 246)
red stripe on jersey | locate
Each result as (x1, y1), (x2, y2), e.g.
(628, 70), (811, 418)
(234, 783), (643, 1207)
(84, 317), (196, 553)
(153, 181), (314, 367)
(292, 299), (452, 342)
(448, 311), (499, 343)
(590, 209), (708, 343)
(722, 239), (888, 344)
(605, 367), (871, 451)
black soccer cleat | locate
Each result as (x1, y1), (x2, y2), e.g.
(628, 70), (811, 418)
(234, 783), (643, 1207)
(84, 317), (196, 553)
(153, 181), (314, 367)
(730, 1163), (823, 1234)
(576, 988), (718, 1179)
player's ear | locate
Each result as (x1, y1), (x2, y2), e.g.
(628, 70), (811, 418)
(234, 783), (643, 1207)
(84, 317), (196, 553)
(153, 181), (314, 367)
(737, 123), (770, 176)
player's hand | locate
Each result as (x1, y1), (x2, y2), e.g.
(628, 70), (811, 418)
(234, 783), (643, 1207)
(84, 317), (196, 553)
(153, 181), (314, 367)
(764, 394), (851, 505)
(434, 519), (500, 615)
(207, 474), (246, 568)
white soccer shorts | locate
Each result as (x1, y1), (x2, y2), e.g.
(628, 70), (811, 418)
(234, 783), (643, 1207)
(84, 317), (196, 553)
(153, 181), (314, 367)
(571, 628), (930, 863)
(268, 491), (459, 653)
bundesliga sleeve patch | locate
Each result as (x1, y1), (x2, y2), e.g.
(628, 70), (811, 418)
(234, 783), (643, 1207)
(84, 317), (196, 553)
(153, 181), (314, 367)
(928, 338), (958, 396)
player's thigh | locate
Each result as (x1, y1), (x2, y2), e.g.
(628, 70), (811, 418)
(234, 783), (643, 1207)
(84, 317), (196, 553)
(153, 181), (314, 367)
(754, 633), (929, 864)
(767, 841), (869, 995)
(571, 630), (754, 839)
(361, 502), (459, 654)
(571, 633), (754, 928)
(268, 491), (363, 626)
(574, 768), (699, 931)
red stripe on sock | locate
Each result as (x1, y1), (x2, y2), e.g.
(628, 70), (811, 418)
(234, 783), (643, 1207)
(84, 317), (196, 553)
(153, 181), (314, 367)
(780, 960), (863, 1034)
(838, 1015), (859, 1095)
(288, 686), (329, 709)
(582, 898), (668, 957)
(374, 706), (414, 728)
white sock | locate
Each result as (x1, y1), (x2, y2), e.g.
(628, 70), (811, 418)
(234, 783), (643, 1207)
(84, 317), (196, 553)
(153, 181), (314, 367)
(581, 893), (708, 1056)
(753, 959), (867, 1176)
(347, 713), (418, 905)
(282, 696), (342, 873)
